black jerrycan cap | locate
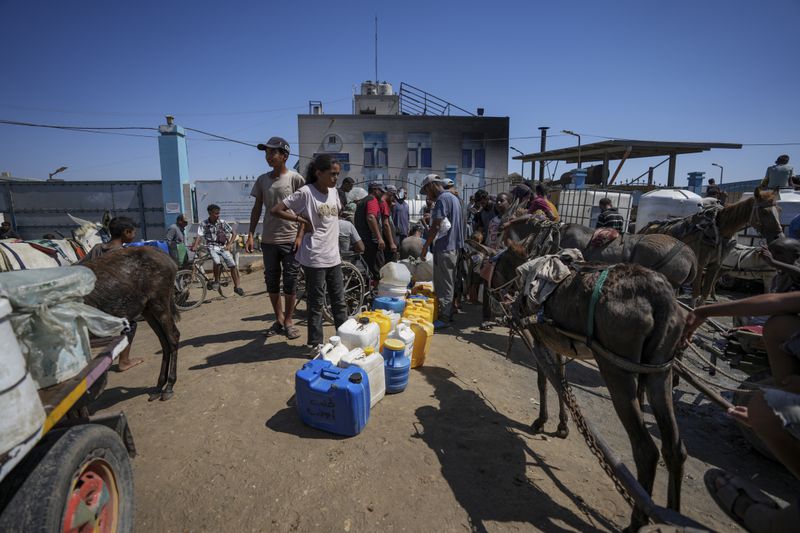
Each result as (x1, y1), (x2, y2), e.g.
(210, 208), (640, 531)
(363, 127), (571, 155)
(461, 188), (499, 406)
(358, 317), (370, 325)
(348, 372), (363, 384)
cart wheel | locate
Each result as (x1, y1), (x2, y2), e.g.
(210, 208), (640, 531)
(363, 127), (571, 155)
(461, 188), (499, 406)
(338, 261), (366, 319)
(0, 424), (134, 533)
(174, 268), (207, 311)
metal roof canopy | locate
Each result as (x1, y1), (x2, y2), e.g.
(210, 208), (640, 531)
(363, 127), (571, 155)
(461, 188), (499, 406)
(513, 139), (742, 186)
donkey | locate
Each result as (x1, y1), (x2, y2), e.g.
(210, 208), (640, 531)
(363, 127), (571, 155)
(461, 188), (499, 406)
(502, 220), (698, 289)
(497, 250), (686, 531)
(82, 246), (180, 401)
(639, 188), (783, 306)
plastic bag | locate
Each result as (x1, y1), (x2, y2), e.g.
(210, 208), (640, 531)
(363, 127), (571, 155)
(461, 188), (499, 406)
(0, 267), (129, 389)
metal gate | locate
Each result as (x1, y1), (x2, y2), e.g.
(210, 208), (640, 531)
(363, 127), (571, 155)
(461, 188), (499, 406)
(0, 180), (165, 240)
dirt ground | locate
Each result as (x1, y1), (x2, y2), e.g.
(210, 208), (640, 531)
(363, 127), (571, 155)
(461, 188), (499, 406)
(94, 272), (797, 532)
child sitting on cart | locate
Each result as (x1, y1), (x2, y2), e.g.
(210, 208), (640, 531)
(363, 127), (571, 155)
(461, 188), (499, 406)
(79, 216), (143, 371)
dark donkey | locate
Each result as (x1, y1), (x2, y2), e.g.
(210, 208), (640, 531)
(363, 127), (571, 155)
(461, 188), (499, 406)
(497, 249), (687, 530)
(82, 246), (180, 401)
(640, 188), (783, 306)
(503, 219), (698, 289)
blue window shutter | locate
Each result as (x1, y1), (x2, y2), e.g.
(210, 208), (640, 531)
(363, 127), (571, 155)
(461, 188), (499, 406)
(462, 149), (472, 169)
(475, 148), (486, 169)
(421, 148), (432, 168)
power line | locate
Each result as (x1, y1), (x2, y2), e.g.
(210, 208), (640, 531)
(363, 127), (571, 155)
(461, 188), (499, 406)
(0, 96), (353, 118)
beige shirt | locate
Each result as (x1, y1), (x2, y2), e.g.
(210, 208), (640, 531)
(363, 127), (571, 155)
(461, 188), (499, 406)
(251, 170), (306, 244)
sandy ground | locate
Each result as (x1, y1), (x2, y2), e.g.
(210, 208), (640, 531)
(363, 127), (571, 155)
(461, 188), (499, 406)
(94, 272), (797, 532)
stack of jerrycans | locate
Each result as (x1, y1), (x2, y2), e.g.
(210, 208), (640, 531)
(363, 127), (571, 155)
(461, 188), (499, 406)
(338, 346), (385, 407)
(295, 360), (370, 437)
(357, 310), (392, 348)
(403, 299), (434, 324)
(411, 283), (438, 320)
(401, 317), (433, 368)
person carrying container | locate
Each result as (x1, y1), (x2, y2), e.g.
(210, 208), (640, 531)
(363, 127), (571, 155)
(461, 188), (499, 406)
(419, 174), (464, 330)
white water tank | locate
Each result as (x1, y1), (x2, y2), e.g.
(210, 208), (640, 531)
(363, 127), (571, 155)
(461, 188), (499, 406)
(377, 82), (393, 95)
(361, 81), (378, 95)
(635, 189), (703, 232)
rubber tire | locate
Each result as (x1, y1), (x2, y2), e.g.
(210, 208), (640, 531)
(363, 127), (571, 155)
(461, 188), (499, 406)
(174, 268), (207, 311)
(0, 424), (135, 533)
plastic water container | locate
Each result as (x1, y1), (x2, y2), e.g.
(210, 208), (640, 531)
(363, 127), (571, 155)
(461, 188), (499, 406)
(124, 240), (170, 255)
(403, 300), (434, 323)
(410, 285), (438, 319)
(337, 317), (380, 352)
(382, 339), (411, 394)
(358, 311), (392, 347)
(295, 360), (370, 436)
(376, 284), (408, 299)
(318, 336), (349, 366)
(373, 296), (406, 314)
(380, 261), (412, 288)
(339, 347), (386, 407)
(0, 298), (46, 479)
(402, 317), (433, 368)
(378, 309), (401, 330)
(387, 322), (415, 360)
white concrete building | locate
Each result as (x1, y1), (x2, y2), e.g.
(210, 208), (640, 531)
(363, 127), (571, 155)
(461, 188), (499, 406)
(297, 82), (510, 197)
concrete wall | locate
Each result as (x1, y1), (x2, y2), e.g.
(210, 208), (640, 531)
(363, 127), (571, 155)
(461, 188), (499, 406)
(298, 114), (509, 198)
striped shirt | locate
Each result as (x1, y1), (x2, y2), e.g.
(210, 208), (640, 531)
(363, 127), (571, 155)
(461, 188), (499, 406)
(596, 208), (625, 232)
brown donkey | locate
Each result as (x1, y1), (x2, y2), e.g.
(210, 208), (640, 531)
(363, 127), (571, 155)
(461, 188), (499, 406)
(496, 252), (687, 531)
(82, 246), (180, 401)
(640, 188), (783, 305)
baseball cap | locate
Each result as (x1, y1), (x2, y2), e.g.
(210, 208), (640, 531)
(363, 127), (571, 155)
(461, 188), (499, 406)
(368, 181), (385, 192)
(441, 178), (455, 188)
(385, 185), (398, 196)
(420, 174), (442, 192)
(257, 136), (290, 154)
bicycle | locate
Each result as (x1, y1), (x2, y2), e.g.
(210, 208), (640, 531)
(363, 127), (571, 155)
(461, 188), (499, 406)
(174, 246), (235, 311)
(294, 253), (374, 323)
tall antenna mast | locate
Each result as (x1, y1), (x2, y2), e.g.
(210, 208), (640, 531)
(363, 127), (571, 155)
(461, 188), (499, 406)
(374, 15), (378, 81)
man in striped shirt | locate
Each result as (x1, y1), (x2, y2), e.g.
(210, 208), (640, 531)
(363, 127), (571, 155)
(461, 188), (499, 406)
(596, 198), (625, 233)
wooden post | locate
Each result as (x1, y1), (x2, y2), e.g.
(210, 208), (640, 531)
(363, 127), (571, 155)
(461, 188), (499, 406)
(667, 153), (677, 187)
(647, 166), (654, 186)
(602, 152), (610, 187)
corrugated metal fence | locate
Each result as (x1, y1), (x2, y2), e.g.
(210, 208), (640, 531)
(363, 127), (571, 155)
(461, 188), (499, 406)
(0, 180), (165, 240)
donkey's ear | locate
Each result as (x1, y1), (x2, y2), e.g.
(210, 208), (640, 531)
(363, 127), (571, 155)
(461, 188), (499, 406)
(754, 187), (762, 200)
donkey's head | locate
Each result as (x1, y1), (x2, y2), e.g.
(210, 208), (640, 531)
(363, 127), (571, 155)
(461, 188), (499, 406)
(69, 214), (107, 251)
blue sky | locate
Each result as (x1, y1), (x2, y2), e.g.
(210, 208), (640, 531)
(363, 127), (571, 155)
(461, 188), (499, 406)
(1, 0), (797, 186)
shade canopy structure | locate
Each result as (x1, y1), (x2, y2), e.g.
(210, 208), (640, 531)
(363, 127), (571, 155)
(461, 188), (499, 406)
(513, 139), (742, 186)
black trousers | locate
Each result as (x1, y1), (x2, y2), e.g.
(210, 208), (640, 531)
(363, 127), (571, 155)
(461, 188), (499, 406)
(362, 240), (385, 281)
(303, 264), (348, 346)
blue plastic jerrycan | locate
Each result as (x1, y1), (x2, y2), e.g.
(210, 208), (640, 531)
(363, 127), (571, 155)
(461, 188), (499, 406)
(295, 360), (370, 436)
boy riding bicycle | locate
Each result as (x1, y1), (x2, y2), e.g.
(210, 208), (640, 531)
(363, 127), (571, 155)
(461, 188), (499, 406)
(193, 204), (244, 296)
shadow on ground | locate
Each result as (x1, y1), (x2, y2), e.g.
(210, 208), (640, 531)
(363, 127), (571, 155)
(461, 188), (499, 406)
(185, 330), (308, 370)
(415, 366), (618, 533)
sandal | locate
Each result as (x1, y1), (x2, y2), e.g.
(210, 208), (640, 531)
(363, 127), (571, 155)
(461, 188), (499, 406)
(264, 321), (284, 337)
(284, 324), (301, 340)
(704, 468), (783, 531)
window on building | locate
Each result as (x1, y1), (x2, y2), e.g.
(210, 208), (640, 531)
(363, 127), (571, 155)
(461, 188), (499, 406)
(461, 133), (485, 169)
(420, 147), (432, 168)
(407, 148), (418, 168)
(461, 149), (472, 169)
(363, 132), (388, 169)
(407, 132), (432, 170)
(474, 148), (486, 169)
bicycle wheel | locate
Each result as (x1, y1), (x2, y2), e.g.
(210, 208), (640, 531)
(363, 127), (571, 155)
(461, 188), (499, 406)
(217, 268), (233, 298)
(174, 269), (207, 311)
